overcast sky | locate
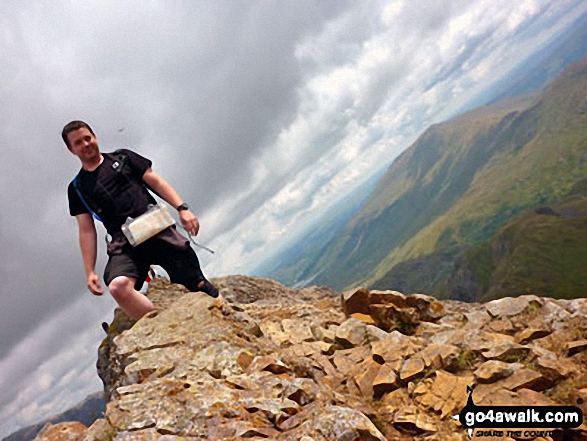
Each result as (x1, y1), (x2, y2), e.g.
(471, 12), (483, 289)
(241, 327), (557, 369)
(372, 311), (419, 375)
(1, 0), (585, 437)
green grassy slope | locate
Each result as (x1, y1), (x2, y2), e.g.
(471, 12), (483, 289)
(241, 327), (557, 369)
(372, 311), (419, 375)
(446, 195), (587, 301)
(312, 58), (587, 294)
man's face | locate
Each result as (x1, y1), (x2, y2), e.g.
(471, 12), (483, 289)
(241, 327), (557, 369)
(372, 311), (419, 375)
(67, 127), (100, 162)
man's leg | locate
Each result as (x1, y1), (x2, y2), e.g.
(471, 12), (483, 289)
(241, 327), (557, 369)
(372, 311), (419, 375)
(152, 235), (219, 298)
(108, 276), (155, 320)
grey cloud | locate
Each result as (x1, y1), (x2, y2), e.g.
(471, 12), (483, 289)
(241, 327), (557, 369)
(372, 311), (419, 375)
(0, 0), (356, 358)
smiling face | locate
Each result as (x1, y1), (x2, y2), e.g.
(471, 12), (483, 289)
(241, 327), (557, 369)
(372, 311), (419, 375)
(67, 127), (101, 164)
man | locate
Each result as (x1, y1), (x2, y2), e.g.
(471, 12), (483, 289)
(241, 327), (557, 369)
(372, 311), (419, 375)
(64, 120), (218, 320)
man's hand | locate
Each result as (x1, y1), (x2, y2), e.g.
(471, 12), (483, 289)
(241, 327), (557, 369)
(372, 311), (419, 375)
(87, 272), (104, 296)
(179, 209), (200, 236)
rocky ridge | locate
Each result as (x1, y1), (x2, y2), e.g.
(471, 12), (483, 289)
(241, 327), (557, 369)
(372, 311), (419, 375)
(35, 276), (587, 440)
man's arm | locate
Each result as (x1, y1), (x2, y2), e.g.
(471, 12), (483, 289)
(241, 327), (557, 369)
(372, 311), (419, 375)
(76, 213), (104, 295)
(142, 168), (200, 236)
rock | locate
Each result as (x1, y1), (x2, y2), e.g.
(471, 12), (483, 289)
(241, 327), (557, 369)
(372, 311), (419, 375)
(260, 321), (290, 346)
(407, 293), (446, 321)
(54, 276), (587, 441)
(501, 368), (552, 392)
(536, 356), (576, 381)
(342, 287), (371, 316)
(413, 370), (474, 419)
(393, 405), (438, 434)
(463, 310), (492, 330)
(34, 422), (88, 441)
(516, 327), (551, 344)
(481, 341), (530, 361)
(373, 363), (400, 397)
(351, 312), (377, 325)
(335, 318), (367, 348)
(370, 289), (408, 308)
(281, 318), (315, 344)
(474, 360), (520, 383)
(400, 356), (426, 381)
(485, 295), (543, 318)
(83, 418), (115, 441)
(370, 303), (420, 333)
(567, 339), (587, 356)
(353, 358), (382, 397)
(488, 318), (516, 334)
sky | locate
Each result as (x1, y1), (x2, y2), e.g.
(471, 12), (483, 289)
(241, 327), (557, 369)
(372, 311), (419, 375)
(1, 0), (586, 437)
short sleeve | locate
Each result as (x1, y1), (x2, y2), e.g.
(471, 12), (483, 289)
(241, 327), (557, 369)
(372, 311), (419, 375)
(119, 149), (152, 179)
(68, 181), (89, 216)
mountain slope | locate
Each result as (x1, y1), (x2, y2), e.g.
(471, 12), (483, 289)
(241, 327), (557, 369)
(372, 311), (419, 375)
(3, 392), (105, 441)
(282, 57), (587, 295)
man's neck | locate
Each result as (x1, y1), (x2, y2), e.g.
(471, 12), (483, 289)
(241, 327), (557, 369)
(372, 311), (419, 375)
(82, 154), (104, 172)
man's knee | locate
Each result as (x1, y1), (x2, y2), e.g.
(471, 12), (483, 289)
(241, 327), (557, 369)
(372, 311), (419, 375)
(108, 276), (136, 301)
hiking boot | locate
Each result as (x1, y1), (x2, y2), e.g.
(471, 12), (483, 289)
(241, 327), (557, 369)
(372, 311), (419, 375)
(198, 280), (219, 298)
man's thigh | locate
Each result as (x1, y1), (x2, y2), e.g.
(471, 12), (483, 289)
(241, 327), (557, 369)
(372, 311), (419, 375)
(104, 252), (150, 291)
(152, 241), (204, 287)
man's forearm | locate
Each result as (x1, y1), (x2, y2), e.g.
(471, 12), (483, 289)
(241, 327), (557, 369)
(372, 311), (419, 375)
(79, 228), (98, 276)
(143, 170), (184, 209)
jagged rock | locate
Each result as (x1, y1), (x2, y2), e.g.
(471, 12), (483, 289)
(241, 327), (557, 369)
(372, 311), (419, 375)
(370, 303), (420, 333)
(83, 418), (114, 441)
(342, 288), (371, 316)
(474, 360), (521, 383)
(373, 363), (399, 396)
(353, 357), (382, 397)
(260, 321), (290, 346)
(351, 312), (377, 325)
(393, 405), (437, 434)
(485, 295), (543, 318)
(408, 293), (446, 321)
(537, 356), (576, 381)
(281, 318), (315, 344)
(48, 275), (583, 441)
(463, 310), (492, 329)
(481, 341), (530, 361)
(567, 339), (587, 356)
(400, 356), (427, 381)
(34, 422), (87, 440)
(413, 370), (474, 419)
(369, 289), (409, 308)
(488, 318), (516, 334)
(516, 327), (551, 344)
(335, 317), (367, 348)
(500, 368), (552, 392)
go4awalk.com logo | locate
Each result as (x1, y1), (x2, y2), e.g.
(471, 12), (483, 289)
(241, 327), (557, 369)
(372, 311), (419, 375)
(456, 386), (583, 439)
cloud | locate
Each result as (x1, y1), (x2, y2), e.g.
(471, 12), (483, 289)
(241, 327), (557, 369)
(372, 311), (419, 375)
(0, 291), (110, 438)
(204, 0), (586, 278)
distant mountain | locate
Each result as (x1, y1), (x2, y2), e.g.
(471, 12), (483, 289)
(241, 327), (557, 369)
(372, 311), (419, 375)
(252, 167), (385, 286)
(3, 392), (105, 441)
(445, 194), (587, 301)
(464, 8), (587, 110)
(266, 57), (587, 298)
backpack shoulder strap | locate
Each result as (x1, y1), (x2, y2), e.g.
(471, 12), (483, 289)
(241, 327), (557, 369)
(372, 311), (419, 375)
(73, 173), (103, 223)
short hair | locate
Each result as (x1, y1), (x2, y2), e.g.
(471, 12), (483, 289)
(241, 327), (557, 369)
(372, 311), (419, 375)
(62, 120), (95, 149)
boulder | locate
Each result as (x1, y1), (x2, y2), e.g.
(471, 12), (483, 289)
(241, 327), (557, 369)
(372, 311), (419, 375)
(474, 360), (520, 383)
(485, 295), (543, 318)
(34, 422), (88, 441)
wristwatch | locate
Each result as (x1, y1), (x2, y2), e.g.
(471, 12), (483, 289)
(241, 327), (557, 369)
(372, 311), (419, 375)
(177, 203), (190, 212)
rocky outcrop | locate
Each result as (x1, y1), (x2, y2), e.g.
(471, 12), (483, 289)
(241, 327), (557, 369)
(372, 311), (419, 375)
(35, 277), (587, 440)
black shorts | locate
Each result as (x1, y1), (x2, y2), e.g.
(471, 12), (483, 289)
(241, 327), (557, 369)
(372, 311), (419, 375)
(103, 226), (208, 292)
